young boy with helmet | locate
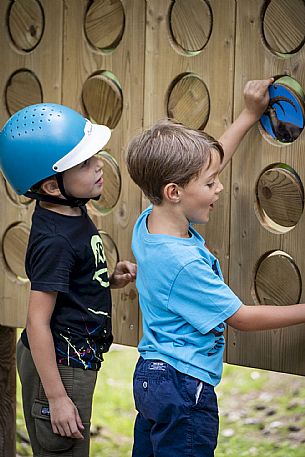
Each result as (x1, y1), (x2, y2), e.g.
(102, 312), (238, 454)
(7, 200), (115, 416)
(0, 103), (137, 456)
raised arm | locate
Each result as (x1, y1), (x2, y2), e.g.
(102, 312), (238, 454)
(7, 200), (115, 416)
(219, 78), (274, 172)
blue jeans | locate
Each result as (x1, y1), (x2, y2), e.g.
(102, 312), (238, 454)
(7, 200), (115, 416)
(132, 357), (219, 457)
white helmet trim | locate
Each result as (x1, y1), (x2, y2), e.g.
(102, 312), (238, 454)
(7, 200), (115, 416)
(52, 120), (111, 172)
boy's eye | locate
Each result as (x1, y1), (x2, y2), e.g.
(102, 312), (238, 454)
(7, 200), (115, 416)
(207, 181), (216, 188)
(81, 159), (89, 167)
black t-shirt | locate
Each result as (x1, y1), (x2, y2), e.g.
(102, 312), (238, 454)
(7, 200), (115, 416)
(21, 203), (113, 370)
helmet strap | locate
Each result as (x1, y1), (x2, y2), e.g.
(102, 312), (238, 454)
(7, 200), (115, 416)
(24, 191), (89, 207)
(55, 172), (91, 206)
(55, 172), (101, 203)
(24, 172), (101, 207)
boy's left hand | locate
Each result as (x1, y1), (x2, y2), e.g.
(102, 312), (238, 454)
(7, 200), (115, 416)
(109, 260), (137, 289)
(243, 78), (274, 122)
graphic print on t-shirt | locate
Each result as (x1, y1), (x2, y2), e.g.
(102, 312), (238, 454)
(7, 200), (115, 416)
(23, 206), (113, 370)
(58, 234), (112, 369)
(91, 234), (110, 287)
(208, 323), (225, 356)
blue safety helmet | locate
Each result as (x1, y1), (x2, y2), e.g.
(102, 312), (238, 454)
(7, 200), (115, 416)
(0, 103), (111, 195)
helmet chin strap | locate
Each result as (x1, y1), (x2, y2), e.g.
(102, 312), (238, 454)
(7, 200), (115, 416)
(55, 173), (91, 206)
(24, 173), (101, 207)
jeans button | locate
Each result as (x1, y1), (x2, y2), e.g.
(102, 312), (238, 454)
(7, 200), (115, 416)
(143, 381), (148, 389)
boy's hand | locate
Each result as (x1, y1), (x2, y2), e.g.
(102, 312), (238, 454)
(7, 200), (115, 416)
(219, 77), (274, 171)
(243, 78), (274, 122)
(49, 395), (84, 439)
(109, 260), (137, 289)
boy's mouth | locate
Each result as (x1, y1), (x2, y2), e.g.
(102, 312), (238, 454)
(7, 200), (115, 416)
(95, 176), (103, 186)
(210, 198), (219, 209)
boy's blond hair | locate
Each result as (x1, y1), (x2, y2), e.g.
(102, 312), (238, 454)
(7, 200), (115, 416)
(126, 119), (224, 205)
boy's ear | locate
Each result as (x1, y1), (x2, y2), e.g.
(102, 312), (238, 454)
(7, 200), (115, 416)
(40, 176), (61, 196)
(163, 183), (181, 203)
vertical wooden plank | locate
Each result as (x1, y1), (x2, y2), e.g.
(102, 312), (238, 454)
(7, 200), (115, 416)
(143, 0), (236, 353)
(0, 0), (63, 328)
(0, 3), (63, 455)
(227, 0), (305, 375)
(144, 0), (236, 273)
(0, 4), (63, 451)
(62, 0), (146, 346)
(0, 326), (16, 457)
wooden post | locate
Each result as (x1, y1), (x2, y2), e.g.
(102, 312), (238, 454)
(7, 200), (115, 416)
(0, 325), (16, 457)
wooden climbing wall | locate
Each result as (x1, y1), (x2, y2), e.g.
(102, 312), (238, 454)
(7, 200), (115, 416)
(61, 0), (145, 346)
(144, 0), (235, 282)
(0, 0), (63, 328)
(0, 0), (144, 347)
(1, 0), (305, 376)
(142, 0), (235, 345)
(227, 0), (305, 375)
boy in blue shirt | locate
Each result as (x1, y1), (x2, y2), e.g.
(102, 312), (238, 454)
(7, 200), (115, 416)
(0, 103), (136, 457)
(126, 79), (305, 457)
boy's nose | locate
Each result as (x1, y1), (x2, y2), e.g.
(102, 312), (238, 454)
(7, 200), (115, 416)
(216, 179), (224, 194)
(95, 154), (103, 170)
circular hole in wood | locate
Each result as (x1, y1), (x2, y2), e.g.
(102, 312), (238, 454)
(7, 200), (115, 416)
(88, 151), (121, 215)
(168, 0), (212, 55)
(98, 230), (119, 278)
(84, 0), (125, 51)
(2, 174), (33, 206)
(255, 163), (304, 234)
(82, 71), (123, 128)
(7, 0), (44, 52)
(167, 73), (210, 129)
(2, 222), (30, 282)
(254, 250), (301, 305)
(259, 76), (305, 145)
(262, 0), (305, 56)
(5, 69), (43, 116)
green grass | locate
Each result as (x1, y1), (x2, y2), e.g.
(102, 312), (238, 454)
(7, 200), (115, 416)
(17, 346), (305, 456)
(90, 346), (138, 456)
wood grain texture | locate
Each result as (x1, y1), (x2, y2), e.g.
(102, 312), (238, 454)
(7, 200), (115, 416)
(8, 0), (44, 51)
(5, 70), (43, 115)
(256, 166), (304, 228)
(82, 73), (123, 128)
(99, 231), (119, 278)
(227, 0), (305, 375)
(84, 0), (125, 50)
(0, 0), (63, 328)
(0, 326), (16, 457)
(167, 73), (210, 129)
(169, 0), (212, 53)
(89, 151), (121, 214)
(254, 251), (301, 305)
(62, 0), (145, 346)
(144, 0), (236, 357)
(263, 0), (305, 54)
(2, 223), (30, 280)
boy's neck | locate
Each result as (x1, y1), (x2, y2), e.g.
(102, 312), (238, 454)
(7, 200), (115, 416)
(148, 204), (190, 238)
(38, 200), (82, 216)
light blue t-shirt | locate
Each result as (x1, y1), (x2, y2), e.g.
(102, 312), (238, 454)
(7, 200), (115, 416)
(132, 206), (241, 386)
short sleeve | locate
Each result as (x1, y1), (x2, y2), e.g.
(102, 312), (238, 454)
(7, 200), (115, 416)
(27, 235), (75, 292)
(167, 259), (241, 334)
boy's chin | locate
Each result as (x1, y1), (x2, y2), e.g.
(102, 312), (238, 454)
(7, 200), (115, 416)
(91, 193), (102, 201)
(189, 218), (208, 225)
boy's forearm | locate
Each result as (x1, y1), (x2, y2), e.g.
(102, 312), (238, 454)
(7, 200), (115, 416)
(27, 323), (67, 400)
(218, 108), (258, 172)
(219, 78), (273, 172)
(227, 303), (305, 332)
